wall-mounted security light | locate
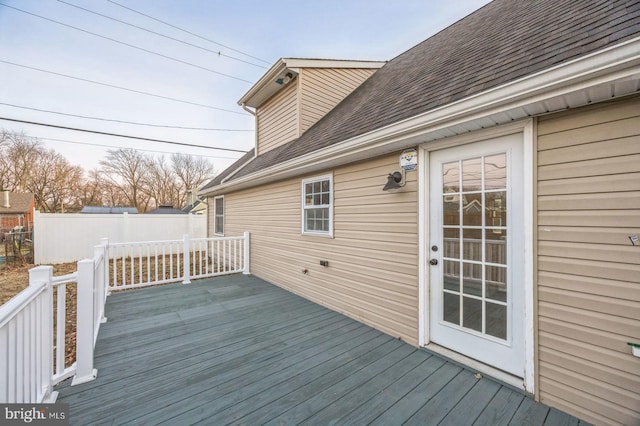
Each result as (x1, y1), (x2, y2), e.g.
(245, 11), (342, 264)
(383, 170), (406, 191)
(276, 72), (294, 85)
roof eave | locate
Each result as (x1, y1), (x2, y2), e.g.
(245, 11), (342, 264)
(217, 37), (640, 196)
(238, 58), (385, 109)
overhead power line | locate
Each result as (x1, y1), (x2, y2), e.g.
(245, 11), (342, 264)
(3, 131), (241, 160)
(106, 0), (270, 65)
(0, 102), (254, 132)
(0, 60), (249, 115)
(55, 0), (267, 69)
(0, 2), (254, 84)
(0, 117), (249, 153)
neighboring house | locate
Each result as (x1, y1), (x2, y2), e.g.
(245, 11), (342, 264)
(80, 206), (138, 214)
(0, 190), (35, 234)
(182, 198), (207, 215)
(200, 1), (640, 424)
(146, 204), (187, 214)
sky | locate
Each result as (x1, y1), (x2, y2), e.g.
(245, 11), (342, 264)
(0, 0), (492, 175)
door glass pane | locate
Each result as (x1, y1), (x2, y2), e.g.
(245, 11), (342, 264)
(486, 302), (507, 339)
(463, 297), (482, 332)
(462, 157), (482, 192)
(485, 229), (507, 264)
(486, 191), (507, 227)
(462, 262), (482, 296)
(443, 260), (460, 291)
(443, 228), (460, 258)
(484, 153), (506, 190)
(443, 196), (460, 226)
(443, 161), (460, 193)
(462, 228), (482, 261)
(443, 292), (460, 325)
(462, 193), (482, 226)
(486, 265), (507, 302)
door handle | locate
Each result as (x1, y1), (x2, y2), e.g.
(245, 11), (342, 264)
(430, 259), (438, 266)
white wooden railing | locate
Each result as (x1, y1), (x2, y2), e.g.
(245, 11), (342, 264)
(108, 232), (250, 291)
(0, 239), (108, 403)
(0, 232), (250, 403)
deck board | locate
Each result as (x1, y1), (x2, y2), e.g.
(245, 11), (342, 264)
(56, 275), (582, 425)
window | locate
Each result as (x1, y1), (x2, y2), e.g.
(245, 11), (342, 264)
(213, 196), (224, 235)
(302, 175), (333, 236)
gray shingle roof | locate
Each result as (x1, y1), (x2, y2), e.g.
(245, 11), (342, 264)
(201, 148), (255, 191)
(210, 0), (640, 188)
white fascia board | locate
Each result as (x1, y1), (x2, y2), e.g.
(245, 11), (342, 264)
(238, 58), (385, 108)
(214, 36), (640, 195)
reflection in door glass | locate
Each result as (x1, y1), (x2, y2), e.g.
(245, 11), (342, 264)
(440, 152), (509, 341)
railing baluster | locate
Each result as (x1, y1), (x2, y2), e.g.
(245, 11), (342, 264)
(56, 284), (65, 377)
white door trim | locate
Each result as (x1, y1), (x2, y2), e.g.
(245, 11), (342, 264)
(418, 119), (534, 393)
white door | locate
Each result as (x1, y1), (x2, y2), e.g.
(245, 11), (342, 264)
(429, 133), (525, 377)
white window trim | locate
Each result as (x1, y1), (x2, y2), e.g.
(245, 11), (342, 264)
(301, 174), (334, 237)
(213, 195), (224, 236)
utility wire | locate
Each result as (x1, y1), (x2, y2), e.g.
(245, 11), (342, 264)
(0, 102), (253, 132)
(0, 60), (249, 115)
(0, 3), (254, 84)
(106, 0), (270, 65)
(0, 117), (249, 153)
(56, 0), (267, 69)
(4, 132), (241, 160)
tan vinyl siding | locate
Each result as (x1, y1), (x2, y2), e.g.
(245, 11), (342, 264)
(536, 96), (640, 425)
(256, 82), (298, 155)
(299, 68), (377, 133)
(224, 153), (419, 345)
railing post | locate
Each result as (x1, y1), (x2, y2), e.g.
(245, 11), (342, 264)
(28, 265), (56, 402)
(101, 237), (110, 298)
(182, 234), (191, 284)
(243, 231), (251, 275)
(72, 259), (97, 386)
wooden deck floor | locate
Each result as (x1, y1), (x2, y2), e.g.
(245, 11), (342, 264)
(56, 275), (586, 425)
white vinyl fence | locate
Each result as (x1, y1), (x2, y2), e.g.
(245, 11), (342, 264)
(33, 210), (206, 264)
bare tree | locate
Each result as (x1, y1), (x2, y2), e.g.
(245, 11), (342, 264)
(170, 153), (215, 207)
(142, 156), (180, 208)
(100, 149), (152, 212)
(27, 149), (84, 212)
(0, 130), (41, 192)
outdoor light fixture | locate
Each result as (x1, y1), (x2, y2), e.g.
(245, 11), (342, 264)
(275, 72), (294, 85)
(383, 170), (405, 191)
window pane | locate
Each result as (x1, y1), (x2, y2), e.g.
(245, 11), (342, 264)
(462, 157), (482, 192)
(463, 296), (482, 332)
(485, 154), (506, 190)
(443, 161), (460, 193)
(443, 260), (459, 291)
(486, 265), (507, 302)
(314, 194), (321, 205)
(486, 191), (507, 227)
(462, 228), (482, 261)
(321, 180), (329, 192)
(486, 229), (506, 264)
(443, 228), (460, 259)
(462, 193), (482, 226)
(443, 196), (460, 226)
(314, 181), (321, 192)
(305, 195), (313, 206)
(321, 193), (329, 205)
(443, 292), (459, 325)
(486, 302), (507, 339)
(305, 183), (312, 194)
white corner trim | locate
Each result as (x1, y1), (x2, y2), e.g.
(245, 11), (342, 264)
(522, 119), (535, 394)
(418, 145), (428, 347)
(211, 36), (640, 195)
